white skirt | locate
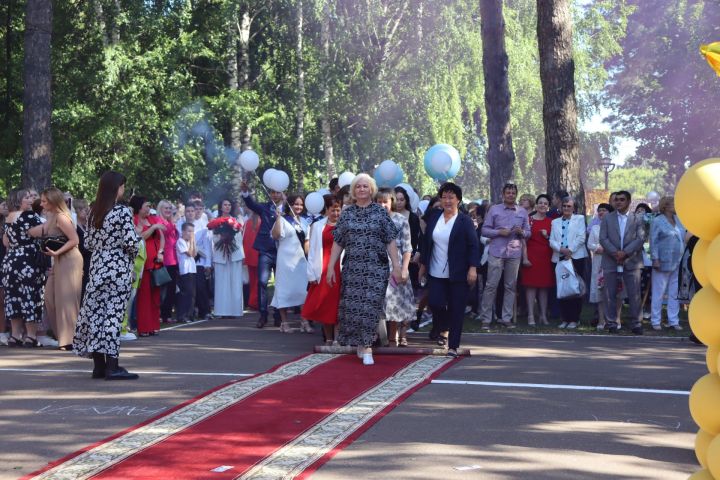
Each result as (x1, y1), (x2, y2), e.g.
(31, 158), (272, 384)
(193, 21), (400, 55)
(213, 261), (244, 317)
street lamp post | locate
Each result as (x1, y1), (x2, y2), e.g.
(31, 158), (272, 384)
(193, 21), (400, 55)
(599, 158), (616, 191)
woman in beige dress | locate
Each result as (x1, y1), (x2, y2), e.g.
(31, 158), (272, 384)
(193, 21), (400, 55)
(29, 187), (83, 350)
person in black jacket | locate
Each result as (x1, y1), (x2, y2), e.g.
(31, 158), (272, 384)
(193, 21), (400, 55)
(419, 183), (480, 357)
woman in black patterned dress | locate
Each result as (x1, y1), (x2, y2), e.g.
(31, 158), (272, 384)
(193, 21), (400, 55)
(73, 172), (141, 380)
(327, 174), (401, 366)
(2, 189), (46, 347)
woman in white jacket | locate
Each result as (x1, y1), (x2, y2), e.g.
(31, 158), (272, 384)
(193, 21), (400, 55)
(549, 197), (587, 329)
(301, 195), (343, 344)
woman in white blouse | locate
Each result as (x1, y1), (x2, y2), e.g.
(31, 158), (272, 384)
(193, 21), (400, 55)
(549, 197), (587, 329)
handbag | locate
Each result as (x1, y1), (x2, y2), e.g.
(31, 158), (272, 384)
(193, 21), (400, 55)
(556, 259), (586, 299)
(151, 266), (172, 287)
(33, 240), (52, 270)
(43, 235), (68, 252)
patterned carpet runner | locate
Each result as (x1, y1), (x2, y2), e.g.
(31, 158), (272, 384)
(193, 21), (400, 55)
(27, 353), (455, 480)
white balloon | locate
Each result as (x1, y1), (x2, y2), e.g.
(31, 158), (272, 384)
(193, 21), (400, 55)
(418, 199), (430, 215)
(430, 150), (453, 174)
(268, 170), (290, 192)
(647, 191), (660, 202)
(262, 168), (278, 188)
(305, 192), (325, 215)
(239, 150), (260, 171)
(378, 160), (398, 181)
(317, 188), (331, 196)
(338, 171), (356, 188)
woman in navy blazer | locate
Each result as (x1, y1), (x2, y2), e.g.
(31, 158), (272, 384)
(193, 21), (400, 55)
(419, 183), (480, 357)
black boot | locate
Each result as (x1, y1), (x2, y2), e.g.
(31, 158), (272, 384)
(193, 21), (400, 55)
(410, 310), (422, 331)
(91, 352), (106, 379)
(105, 356), (139, 380)
(256, 315), (267, 329)
(273, 309), (282, 327)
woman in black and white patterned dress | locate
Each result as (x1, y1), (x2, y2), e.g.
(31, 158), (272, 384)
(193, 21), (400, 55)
(327, 174), (401, 366)
(2, 189), (46, 347)
(73, 172), (141, 380)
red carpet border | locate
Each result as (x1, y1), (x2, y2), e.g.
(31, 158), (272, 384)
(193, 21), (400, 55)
(27, 353), (455, 480)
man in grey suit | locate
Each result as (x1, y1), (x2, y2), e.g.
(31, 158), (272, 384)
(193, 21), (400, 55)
(599, 190), (648, 334)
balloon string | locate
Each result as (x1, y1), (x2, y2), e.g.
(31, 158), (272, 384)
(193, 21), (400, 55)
(251, 171), (300, 223)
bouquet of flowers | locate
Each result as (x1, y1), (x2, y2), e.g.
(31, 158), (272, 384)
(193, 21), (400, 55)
(207, 216), (243, 260)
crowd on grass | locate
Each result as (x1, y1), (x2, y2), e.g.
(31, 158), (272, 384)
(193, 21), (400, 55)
(0, 171), (701, 375)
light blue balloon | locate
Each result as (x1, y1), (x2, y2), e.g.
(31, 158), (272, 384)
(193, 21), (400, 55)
(374, 162), (404, 188)
(423, 144), (461, 180)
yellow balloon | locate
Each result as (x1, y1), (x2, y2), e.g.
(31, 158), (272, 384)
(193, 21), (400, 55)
(676, 158), (720, 240)
(693, 239), (710, 288)
(688, 469), (715, 480)
(697, 429), (716, 468)
(708, 435), (720, 478)
(706, 236), (720, 293)
(690, 374), (720, 435)
(689, 287), (720, 347)
(709, 346), (720, 374)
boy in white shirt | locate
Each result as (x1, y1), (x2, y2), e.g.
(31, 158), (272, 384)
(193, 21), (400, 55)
(176, 222), (197, 323)
(194, 219), (213, 320)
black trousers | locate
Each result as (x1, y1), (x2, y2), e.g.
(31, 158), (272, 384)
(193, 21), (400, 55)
(195, 266), (210, 318)
(176, 273), (196, 321)
(428, 276), (468, 350)
(161, 265), (180, 319)
(555, 258), (585, 323)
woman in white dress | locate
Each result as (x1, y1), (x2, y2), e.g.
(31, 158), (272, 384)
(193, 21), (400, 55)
(271, 194), (309, 333)
(212, 199), (245, 317)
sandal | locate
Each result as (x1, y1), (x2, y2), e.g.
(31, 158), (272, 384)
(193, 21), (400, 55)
(437, 336), (447, 347)
(399, 337), (408, 347)
(23, 337), (39, 348)
(8, 336), (24, 347)
(59, 344), (73, 351)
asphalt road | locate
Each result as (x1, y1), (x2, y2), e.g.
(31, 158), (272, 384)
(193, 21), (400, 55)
(0, 315), (705, 479)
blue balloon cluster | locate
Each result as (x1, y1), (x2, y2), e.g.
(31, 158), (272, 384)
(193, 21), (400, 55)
(373, 160), (404, 188)
(423, 144), (461, 181)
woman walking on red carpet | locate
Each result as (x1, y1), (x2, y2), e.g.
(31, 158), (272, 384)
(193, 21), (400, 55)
(302, 194), (343, 344)
(326, 174), (402, 366)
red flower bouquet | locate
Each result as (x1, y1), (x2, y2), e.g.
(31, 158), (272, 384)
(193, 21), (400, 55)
(207, 216), (243, 260)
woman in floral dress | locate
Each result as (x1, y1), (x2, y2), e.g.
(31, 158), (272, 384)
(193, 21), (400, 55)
(326, 174), (401, 366)
(73, 171), (141, 380)
(2, 189), (46, 347)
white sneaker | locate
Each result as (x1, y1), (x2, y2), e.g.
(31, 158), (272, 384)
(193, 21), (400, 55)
(651, 324), (662, 331)
(0, 332), (8, 346)
(669, 324), (683, 331)
(566, 322), (578, 329)
(362, 353), (374, 365)
(120, 332), (137, 341)
(37, 335), (58, 347)
(558, 322), (568, 329)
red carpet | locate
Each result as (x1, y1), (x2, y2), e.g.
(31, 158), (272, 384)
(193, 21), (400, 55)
(28, 353), (455, 480)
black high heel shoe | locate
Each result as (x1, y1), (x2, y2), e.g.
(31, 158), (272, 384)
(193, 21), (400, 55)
(8, 336), (23, 347)
(23, 337), (39, 348)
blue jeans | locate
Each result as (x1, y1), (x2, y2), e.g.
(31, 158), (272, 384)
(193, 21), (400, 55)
(257, 251), (277, 317)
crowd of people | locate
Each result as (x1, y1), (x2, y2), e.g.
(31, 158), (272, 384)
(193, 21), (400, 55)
(0, 171), (698, 374)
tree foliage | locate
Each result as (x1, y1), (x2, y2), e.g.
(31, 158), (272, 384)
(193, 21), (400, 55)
(0, 0), (633, 202)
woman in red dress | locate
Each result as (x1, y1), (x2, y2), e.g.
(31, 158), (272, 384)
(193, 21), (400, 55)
(242, 212), (261, 310)
(520, 194), (554, 326)
(301, 195), (342, 344)
(130, 196), (165, 336)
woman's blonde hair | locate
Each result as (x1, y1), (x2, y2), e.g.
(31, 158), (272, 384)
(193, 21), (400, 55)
(157, 199), (174, 219)
(41, 187), (70, 216)
(657, 196), (674, 214)
(349, 173), (378, 201)
(519, 193), (535, 209)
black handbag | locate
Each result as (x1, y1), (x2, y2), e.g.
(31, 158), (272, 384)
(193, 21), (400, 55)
(151, 266), (172, 287)
(43, 235), (68, 252)
(33, 240), (52, 270)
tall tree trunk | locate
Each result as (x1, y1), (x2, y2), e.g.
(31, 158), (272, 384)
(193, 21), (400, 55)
(226, 4), (244, 192)
(319, 0), (335, 180)
(93, 0), (109, 48)
(238, 10), (252, 152)
(21, 0), (52, 190)
(480, 0), (516, 203)
(111, 0), (120, 45)
(295, 0), (305, 191)
(537, 0), (583, 211)
(4, 0), (13, 122)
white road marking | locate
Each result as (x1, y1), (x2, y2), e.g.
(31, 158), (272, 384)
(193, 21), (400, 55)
(431, 379), (690, 395)
(161, 319), (209, 331)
